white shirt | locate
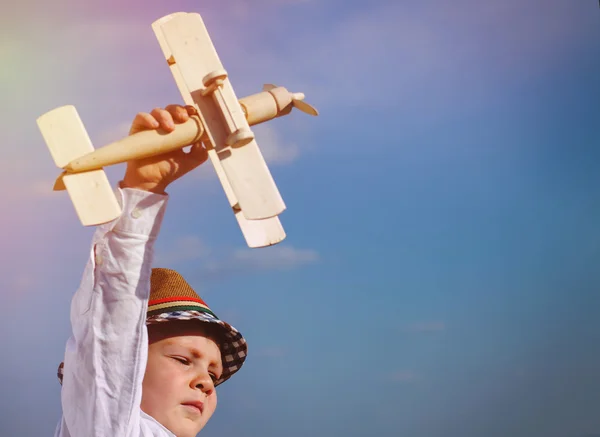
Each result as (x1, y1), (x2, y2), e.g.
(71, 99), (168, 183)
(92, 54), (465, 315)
(54, 187), (176, 437)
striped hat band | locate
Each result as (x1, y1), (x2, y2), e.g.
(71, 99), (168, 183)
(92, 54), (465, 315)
(147, 296), (217, 319)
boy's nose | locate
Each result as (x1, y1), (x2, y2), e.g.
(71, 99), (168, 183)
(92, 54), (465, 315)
(191, 373), (215, 394)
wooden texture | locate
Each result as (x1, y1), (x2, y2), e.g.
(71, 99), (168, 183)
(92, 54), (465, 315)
(66, 115), (203, 172)
(239, 92), (279, 125)
(62, 171), (121, 226)
(239, 86), (319, 125)
(157, 12), (285, 220)
(36, 106), (121, 225)
(152, 12), (286, 248)
(37, 105), (94, 168)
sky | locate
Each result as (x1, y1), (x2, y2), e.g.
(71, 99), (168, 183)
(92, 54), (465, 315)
(1, 0), (599, 436)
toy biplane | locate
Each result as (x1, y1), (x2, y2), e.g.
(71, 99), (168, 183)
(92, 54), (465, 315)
(36, 12), (318, 248)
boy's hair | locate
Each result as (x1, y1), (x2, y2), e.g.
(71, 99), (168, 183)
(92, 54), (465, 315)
(58, 268), (247, 386)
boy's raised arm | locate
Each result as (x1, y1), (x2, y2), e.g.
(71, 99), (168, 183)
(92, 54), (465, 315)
(57, 187), (169, 437)
(54, 105), (209, 437)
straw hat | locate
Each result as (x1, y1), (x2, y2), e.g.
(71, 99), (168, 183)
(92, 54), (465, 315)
(58, 268), (247, 387)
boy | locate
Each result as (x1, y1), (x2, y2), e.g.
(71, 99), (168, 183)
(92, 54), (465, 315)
(54, 104), (247, 437)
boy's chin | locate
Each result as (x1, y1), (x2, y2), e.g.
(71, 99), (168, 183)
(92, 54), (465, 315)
(166, 421), (204, 437)
(164, 411), (207, 437)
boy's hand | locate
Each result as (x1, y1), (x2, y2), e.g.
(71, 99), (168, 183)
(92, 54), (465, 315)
(120, 104), (209, 194)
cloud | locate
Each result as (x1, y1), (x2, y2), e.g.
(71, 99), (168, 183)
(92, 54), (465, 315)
(154, 235), (211, 266)
(201, 245), (319, 279)
(154, 236), (318, 278)
(230, 245), (319, 270)
(252, 124), (300, 165)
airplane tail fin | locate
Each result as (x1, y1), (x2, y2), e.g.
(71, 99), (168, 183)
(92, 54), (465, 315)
(37, 105), (121, 226)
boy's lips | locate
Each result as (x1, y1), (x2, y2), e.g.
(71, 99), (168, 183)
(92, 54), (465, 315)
(182, 400), (204, 414)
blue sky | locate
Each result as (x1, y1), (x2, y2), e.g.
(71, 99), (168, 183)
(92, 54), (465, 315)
(0, 0), (599, 436)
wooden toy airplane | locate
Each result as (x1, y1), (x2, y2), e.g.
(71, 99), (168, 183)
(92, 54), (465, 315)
(36, 11), (318, 248)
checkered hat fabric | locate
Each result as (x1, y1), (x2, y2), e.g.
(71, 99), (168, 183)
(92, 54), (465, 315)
(58, 268), (247, 387)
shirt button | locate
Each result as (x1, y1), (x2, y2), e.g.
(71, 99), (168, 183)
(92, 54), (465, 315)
(131, 208), (142, 219)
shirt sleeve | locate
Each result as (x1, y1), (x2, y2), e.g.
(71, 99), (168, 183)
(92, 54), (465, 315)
(59, 186), (169, 437)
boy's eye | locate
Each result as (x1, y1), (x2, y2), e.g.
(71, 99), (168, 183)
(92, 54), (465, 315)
(172, 356), (190, 365)
(209, 373), (218, 383)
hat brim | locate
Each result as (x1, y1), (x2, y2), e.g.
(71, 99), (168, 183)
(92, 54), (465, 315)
(146, 310), (247, 386)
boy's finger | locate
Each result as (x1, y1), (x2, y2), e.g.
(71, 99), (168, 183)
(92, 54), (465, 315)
(170, 142), (210, 181)
(184, 105), (198, 117)
(150, 107), (175, 131)
(129, 112), (159, 134)
(165, 104), (189, 123)
(174, 142), (208, 173)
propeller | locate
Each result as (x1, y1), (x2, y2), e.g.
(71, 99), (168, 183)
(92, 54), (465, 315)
(263, 84), (319, 116)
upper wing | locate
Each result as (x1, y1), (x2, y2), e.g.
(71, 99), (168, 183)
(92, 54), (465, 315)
(155, 12), (286, 221)
(152, 13), (286, 247)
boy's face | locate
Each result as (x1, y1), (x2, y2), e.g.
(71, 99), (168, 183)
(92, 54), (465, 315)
(142, 320), (224, 437)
